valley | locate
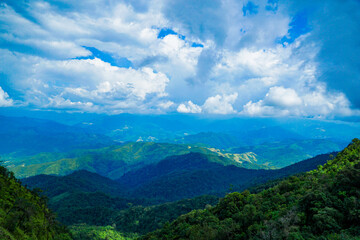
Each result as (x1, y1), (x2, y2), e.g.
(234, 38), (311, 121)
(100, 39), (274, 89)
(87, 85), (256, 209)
(0, 114), (359, 239)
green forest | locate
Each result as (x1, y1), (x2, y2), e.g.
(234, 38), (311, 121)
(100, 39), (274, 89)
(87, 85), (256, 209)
(1, 139), (359, 239)
(0, 164), (72, 239)
(142, 139), (360, 239)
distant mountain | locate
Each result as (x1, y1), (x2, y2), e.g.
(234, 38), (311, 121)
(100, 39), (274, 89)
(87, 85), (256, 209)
(10, 142), (265, 179)
(62, 113), (360, 144)
(230, 138), (346, 168)
(168, 132), (241, 149)
(0, 115), (114, 156)
(232, 126), (305, 145)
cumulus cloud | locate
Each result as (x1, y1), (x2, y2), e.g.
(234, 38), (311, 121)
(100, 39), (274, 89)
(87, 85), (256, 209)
(0, 0), (359, 118)
(265, 86), (302, 108)
(0, 87), (13, 107)
(177, 101), (202, 113)
(203, 93), (238, 114)
(241, 86), (354, 118)
(0, 49), (170, 113)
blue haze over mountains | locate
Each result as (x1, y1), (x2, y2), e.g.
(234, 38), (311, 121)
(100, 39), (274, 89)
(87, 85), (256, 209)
(0, 111), (357, 168)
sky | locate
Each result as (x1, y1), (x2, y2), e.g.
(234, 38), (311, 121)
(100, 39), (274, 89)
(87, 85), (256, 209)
(0, 0), (360, 118)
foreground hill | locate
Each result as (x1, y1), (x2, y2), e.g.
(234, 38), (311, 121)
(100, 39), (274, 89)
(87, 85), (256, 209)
(142, 139), (360, 239)
(0, 165), (72, 240)
(10, 142), (264, 179)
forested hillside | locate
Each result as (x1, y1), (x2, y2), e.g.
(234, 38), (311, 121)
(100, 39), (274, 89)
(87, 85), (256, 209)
(0, 164), (72, 240)
(143, 139), (360, 240)
(19, 150), (334, 240)
(10, 142), (265, 179)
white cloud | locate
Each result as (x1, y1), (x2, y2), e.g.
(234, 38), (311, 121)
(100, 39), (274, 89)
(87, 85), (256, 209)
(0, 0), (359, 118)
(202, 93), (238, 114)
(0, 49), (170, 113)
(265, 86), (302, 108)
(158, 101), (174, 109)
(177, 101), (202, 113)
(0, 87), (13, 107)
(241, 86), (356, 118)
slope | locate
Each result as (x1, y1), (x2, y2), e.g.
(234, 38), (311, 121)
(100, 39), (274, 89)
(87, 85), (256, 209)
(231, 138), (346, 168)
(142, 139), (360, 240)
(22, 151), (334, 236)
(0, 165), (72, 240)
(22, 170), (125, 198)
(10, 142), (264, 179)
(117, 152), (333, 202)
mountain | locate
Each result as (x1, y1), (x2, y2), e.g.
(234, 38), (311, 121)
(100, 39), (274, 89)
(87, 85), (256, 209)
(20, 150), (335, 204)
(116, 152), (333, 202)
(142, 139), (360, 240)
(117, 152), (270, 201)
(22, 171), (152, 227)
(0, 165), (72, 240)
(21, 150), (334, 237)
(22, 170), (125, 198)
(230, 138), (346, 168)
(23, 171), (220, 233)
(168, 132), (241, 149)
(9, 142), (265, 179)
(0, 115), (114, 156)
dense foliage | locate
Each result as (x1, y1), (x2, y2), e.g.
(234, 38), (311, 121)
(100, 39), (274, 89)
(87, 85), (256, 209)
(0, 164), (72, 240)
(117, 152), (332, 201)
(22, 170), (126, 198)
(115, 195), (219, 235)
(70, 224), (137, 240)
(142, 139), (360, 239)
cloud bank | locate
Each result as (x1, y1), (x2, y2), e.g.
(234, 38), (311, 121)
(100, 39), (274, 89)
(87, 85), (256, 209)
(0, 0), (359, 118)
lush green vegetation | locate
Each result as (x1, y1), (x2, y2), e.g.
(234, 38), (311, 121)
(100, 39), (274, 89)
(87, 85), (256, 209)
(0, 164), (72, 240)
(117, 152), (332, 201)
(10, 142), (265, 179)
(70, 224), (137, 240)
(115, 195), (219, 235)
(49, 191), (138, 226)
(142, 139), (360, 239)
(22, 170), (126, 198)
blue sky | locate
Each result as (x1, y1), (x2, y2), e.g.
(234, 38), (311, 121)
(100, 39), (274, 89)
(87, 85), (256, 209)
(0, 0), (359, 118)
